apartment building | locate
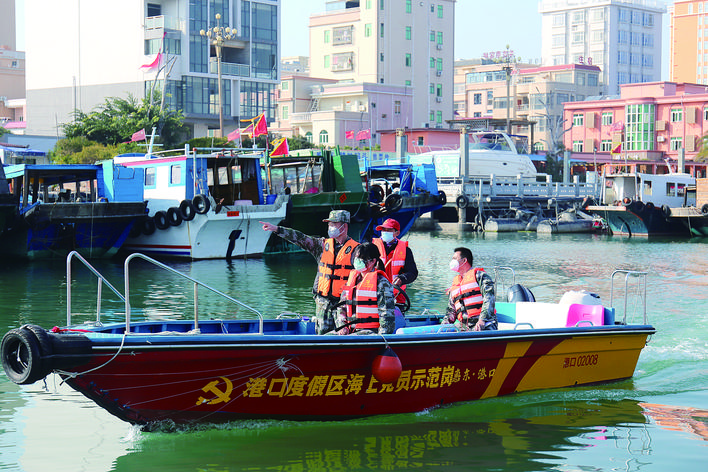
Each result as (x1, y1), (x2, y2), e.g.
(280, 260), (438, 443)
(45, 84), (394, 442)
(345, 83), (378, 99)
(24, 0), (280, 138)
(308, 0), (455, 130)
(564, 81), (708, 173)
(539, 0), (665, 95)
(454, 60), (602, 152)
(670, 0), (708, 84)
(0, 0), (25, 130)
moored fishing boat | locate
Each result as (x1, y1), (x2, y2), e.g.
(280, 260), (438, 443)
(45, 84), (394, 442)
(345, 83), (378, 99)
(0, 163), (147, 259)
(114, 147), (287, 260)
(1, 252), (655, 427)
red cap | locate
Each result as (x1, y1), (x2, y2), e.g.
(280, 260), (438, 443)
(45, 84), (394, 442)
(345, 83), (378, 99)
(375, 218), (400, 232)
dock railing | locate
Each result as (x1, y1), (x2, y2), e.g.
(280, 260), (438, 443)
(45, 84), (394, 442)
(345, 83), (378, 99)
(65, 251), (264, 334)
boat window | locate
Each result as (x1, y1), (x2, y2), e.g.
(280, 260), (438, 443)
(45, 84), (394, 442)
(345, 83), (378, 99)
(207, 168), (214, 186)
(217, 167), (229, 185)
(231, 165), (242, 184)
(643, 181), (652, 196)
(170, 165), (181, 185)
(145, 167), (156, 187)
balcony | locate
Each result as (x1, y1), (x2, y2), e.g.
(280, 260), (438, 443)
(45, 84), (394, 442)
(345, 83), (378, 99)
(145, 15), (185, 36)
(209, 59), (250, 77)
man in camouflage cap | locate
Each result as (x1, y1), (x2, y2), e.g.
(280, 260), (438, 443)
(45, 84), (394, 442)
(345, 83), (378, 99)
(261, 210), (359, 334)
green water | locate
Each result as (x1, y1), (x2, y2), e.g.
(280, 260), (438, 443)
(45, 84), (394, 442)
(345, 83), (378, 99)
(1, 227), (707, 471)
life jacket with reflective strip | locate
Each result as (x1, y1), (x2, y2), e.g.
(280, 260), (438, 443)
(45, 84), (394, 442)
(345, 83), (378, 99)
(316, 238), (358, 299)
(340, 270), (387, 331)
(373, 238), (408, 302)
(449, 268), (485, 322)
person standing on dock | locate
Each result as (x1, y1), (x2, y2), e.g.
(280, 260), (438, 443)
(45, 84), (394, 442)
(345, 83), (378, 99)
(371, 218), (418, 303)
(261, 210), (359, 334)
(444, 247), (497, 331)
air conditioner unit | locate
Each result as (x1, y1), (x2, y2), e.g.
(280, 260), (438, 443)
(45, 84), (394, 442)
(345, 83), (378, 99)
(657, 135), (665, 142)
(436, 97), (443, 103)
(436, 70), (442, 77)
(436, 44), (443, 50)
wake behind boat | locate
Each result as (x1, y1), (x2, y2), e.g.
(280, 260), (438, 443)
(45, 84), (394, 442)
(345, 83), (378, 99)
(1, 252), (654, 427)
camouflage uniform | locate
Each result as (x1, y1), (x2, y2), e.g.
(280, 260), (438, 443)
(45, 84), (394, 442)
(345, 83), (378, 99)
(273, 211), (356, 334)
(335, 273), (396, 335)
(444, 269), (498, 330)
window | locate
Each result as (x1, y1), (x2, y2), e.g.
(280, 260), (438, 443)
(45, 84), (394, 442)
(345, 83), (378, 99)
(429, 83), (434, 94)
(438, 5), (443, 18)
(436, 84), (443, 97)
(575, 73), (585, 86)
(553, 13), (565, 26)
(394, 101), (401, 114)
(573, 113), (584, 126)
(437, 58), (443, 70)
(572, 11), (585, 23)
(365, 24), (372, 37)
(380, 23), (384, 38)
(324, 30), (330, 43)
(333, 26), (353, 45)
(473, 112), (482, 118)
(170, 165), (181, 185)
(282, 105), (288, 120)
(417, 137), (424, 146)
(437, 32), (443, 45)
(305, 132), (313, 143)
(601, 140), (612, 151)
(643, 13), (654, 27)
(430, 30), (435, 41)
(405, 53), (412, 67)
(406, 0), (411, 13)
(642, 55), (653, 67)
(625, 103), (655, 151)
(602, 112), (613, 126)
(319, 130), (329, 144)
(588, 74), (599, 86)
(405, 80), (411, 86)
(436, 110), (443, 123)
(619, 8), (629, 23)
(553, 34), (565, 47)
(703, 107), (708, 121)
(618, 30), (628, 44)
(572, 140), (584, 152)
(474, 93), (482, 105)
(145, 168), (156, 187)
(670, 137), (682, 150)
(572, 32), (584, 44)
(592, 31), (604, 43)
(366, 0), (372, 9)
(671, 108), (682, 122)
(592, 8), (604, 22)
(332, 53), (353, 71)
(281, 81), (289, 91)
(406, 26), (411, 40)
(324, 55), (330, 69)
(642, 33), (654, 47)
(487, 90), (493, 102)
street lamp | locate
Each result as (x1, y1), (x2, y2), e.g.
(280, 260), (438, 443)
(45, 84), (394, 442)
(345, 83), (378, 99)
(200, 13), (235, 138)
(501, 45), (514, 135)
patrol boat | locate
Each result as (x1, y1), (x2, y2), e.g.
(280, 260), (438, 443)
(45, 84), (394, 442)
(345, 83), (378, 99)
(0, 252), (655, 428)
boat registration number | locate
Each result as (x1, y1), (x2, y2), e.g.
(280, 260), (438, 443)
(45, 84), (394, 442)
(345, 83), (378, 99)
(227, 211), (241, 217)
(563, 354), (598, 368)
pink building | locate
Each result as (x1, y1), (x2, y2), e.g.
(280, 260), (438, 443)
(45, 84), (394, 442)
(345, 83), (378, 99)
(564, 82), (708, 177)
(379, 128), (460, 153)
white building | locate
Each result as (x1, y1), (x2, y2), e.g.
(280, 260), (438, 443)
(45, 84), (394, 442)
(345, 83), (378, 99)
(308, 0), (455, 130)
(539, 0), (665, 95)
(24, 0), (281, 138)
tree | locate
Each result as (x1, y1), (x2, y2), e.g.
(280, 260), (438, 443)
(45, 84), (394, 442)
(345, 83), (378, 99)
(696, 135), (708, 163)
(62, 94), (188, 149)
(534, 88), (572, 181)
(50, 136), (145, 164)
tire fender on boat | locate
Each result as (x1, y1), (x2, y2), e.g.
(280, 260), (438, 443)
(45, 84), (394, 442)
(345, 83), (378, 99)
(142, 217), (156, 235)
(456, 194), (469, 209)
(154, 211), (170, 230)
(193, 194), (211, 214)
(645, 202), (655, 211)
(661, 204), (672, 218)
(437, 190), (447, 205)
(167, 207), (183, 226)
(383, 193), (403, 213)
(1, 328), (48, 385)
(702, 203), (708, 215)
(179, 200), (197, 221)
(632, 200), (645, 213)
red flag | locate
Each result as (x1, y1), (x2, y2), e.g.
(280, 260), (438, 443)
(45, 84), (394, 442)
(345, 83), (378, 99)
(131, 128), (146, 142)
(345, 130), (354, 139)
(611, 142), (622, 154)
(252, 113), (268, 137)
(227, 128), (240, 142)
(241, 122), (254, 137)
(270, 138), (289, 157)
(356, 129), (371, 140)
(140, 53), (162, 71)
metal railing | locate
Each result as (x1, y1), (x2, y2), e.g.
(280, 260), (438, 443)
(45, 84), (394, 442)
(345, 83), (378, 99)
(65, 251), (264, 334)
(609, 270), (648, 325)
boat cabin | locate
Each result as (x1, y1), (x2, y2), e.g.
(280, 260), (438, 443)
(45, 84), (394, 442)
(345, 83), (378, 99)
(601, 171), (696, 207)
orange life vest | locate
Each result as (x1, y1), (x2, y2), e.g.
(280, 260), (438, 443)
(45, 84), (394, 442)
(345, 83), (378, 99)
(449, 268), (485, 322)
(373, 238), (408, 302)
(316, 238), (358, 299)
(340, 270), (387, 331)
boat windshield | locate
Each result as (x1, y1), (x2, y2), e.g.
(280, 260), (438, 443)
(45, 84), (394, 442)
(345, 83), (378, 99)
(469, 133), (529, 154)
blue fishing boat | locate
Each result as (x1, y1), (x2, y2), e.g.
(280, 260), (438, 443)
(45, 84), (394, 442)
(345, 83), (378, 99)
(0, 163), (146, 259)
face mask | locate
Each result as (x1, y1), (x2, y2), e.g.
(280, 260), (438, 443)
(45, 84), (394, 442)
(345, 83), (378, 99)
(380, 231), (395, 243)
(449, 259), (460, 272)
(353, 258), (366, 271)
(328, 225), (343, 238)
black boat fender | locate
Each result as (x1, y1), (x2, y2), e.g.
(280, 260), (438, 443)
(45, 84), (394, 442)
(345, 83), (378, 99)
(661, 204), (672, 218)
(179, 199), (197, 221)
(456, 194), (469, 209)
(437, 190), (447, 205)
(383, 193), (403, 214)
(507, 283), (536, 303)
(702, 203), (708, 215)
(167, 207), (183, 226)
(193, 194), (211, 214)
(142, 216), (156, 235)
(1, 327), (46, 384)
(154, 211), (170, 230)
